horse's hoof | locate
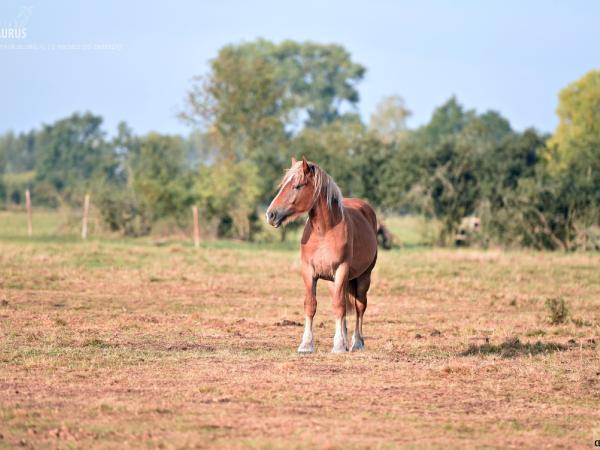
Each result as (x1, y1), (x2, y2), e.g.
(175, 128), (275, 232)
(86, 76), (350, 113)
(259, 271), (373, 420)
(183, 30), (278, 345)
(350, 339), (364, 352)
(331, 345), (348, 353)
(297, 342), (314, 353)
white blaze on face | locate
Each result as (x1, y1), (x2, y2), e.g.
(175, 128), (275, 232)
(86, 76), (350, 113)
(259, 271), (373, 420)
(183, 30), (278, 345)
(267, 176), (292, 212)
(266, 164), (300, 220)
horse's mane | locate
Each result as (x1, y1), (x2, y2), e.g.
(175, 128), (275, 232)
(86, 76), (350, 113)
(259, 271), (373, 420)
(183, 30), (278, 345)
(282, 161), (344, 213)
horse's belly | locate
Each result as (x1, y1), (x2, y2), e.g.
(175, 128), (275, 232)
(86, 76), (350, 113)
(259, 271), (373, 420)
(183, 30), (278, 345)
(348, 250), (376, 280)
(348, 218), (378, 279)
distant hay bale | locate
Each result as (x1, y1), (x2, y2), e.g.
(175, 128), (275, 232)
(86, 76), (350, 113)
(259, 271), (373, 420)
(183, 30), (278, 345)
(376, 222), (394, 250)
(455, 216), (481, 247)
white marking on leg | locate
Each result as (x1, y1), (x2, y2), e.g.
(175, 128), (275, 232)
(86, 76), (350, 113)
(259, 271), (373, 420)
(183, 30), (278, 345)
(350, 315), (364, 351)
(332, 317), (348, 353)
(298, 316), (314, 353)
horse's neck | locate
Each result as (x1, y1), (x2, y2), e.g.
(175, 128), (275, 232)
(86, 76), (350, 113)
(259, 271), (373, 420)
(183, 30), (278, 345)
(308, 192), (343, 234)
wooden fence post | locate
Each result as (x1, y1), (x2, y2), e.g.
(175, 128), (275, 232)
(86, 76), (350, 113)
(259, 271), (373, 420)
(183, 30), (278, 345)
(192, 206), (200, 249)
(82, 193), (90, 240)
(25, 189), (32, 237)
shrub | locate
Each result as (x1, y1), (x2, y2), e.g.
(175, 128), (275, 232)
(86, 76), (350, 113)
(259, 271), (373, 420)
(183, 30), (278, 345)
(94, 186), (151, 236)
(195, 160), (261, 240)
(545, 297), (569, 325)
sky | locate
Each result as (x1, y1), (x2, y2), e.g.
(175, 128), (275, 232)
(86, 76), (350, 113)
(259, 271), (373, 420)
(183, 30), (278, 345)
(1, 0), (599, 137)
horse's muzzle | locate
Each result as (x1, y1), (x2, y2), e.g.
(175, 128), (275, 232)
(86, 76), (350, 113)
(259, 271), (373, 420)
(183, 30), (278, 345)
(266, 208), (288, 228)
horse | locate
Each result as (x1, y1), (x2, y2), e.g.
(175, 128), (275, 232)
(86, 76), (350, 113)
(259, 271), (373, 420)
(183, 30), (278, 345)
(266, 157), (378, 353)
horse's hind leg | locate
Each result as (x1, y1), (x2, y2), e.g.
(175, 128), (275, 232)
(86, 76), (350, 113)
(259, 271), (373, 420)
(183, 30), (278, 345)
(350, 271), (371, 352)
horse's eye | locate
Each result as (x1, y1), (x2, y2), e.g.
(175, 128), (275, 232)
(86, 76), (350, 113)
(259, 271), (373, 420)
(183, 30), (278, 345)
(293, 183), (304, 190)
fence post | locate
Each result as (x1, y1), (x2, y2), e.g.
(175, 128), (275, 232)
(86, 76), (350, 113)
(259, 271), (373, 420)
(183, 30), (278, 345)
(192, 206), (200, 249)
(25, 189), (32, 237)
(82, 193), (90, 240)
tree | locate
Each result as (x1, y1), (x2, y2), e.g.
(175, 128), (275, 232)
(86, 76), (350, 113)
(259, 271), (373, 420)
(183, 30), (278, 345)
(181, 43), (289, 198)
(35, 112), (113, 204)
(0, 136), (5, 204)
(477, 129), (548, 248)
(369, 95), (411, 142)
(544, 69), (600, 220)
(181, 45), (288, 161)
(536, 69), (600, 250)
(389, 98), (526, 244)
(420, 96), (474, 146)
(181, 39), (366, 200)
(130, 133), (192, 225)
(0, 130), (37, 174)
(546, 70), (600, 173)
(395, 98), (476, 242)
(291, 119), (365, 198)
(268, 40), (365, 128)
(185, 130), (217, 169)
(351, 132), (399, 208)
(93, 122), (142, 235)
(94, 126), (196, 236)
(195, 160), (262, 240)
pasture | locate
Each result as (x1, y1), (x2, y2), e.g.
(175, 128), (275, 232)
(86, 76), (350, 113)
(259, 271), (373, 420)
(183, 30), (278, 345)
(0, 211), (599, 449)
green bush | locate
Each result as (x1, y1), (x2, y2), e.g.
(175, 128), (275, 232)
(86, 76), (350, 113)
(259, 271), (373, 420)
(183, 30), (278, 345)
(195, 160), (262, 240)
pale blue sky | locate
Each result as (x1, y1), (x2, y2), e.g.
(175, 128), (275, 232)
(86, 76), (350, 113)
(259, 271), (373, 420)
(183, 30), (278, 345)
(1, 1), (598, 136)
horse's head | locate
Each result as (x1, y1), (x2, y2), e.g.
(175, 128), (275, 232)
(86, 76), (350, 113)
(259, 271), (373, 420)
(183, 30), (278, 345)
(266, 157), (317, 228)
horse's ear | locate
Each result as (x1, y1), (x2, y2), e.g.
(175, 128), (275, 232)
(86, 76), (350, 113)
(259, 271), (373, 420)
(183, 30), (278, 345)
(291, 157), (297, 165)
(301, 156), (310, 175)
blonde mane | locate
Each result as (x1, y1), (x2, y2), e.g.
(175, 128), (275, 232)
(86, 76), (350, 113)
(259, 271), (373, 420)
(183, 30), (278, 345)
(282, 161), (344, 213)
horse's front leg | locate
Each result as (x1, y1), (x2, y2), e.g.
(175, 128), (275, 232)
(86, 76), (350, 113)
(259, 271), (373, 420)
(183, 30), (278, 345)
(331, 264), (350, 353)
(298, 268), (317, 353)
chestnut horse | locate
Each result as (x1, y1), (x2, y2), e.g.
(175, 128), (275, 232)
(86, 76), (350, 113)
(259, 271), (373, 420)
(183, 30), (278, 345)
(266, 157), (378, 353)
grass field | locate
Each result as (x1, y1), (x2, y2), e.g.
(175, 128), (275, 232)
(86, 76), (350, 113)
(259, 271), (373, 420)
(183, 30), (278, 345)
(1, 211), (599, 449)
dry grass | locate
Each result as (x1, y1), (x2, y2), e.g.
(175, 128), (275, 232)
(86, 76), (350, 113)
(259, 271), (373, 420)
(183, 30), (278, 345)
(1, 230), (599, 448)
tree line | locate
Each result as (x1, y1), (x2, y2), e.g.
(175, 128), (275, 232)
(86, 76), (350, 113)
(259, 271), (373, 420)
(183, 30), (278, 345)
(1, 39), (599, 250)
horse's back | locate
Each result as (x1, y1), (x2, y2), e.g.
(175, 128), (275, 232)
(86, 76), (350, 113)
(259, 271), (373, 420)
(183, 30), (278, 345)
(343, 198), (378, 233)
